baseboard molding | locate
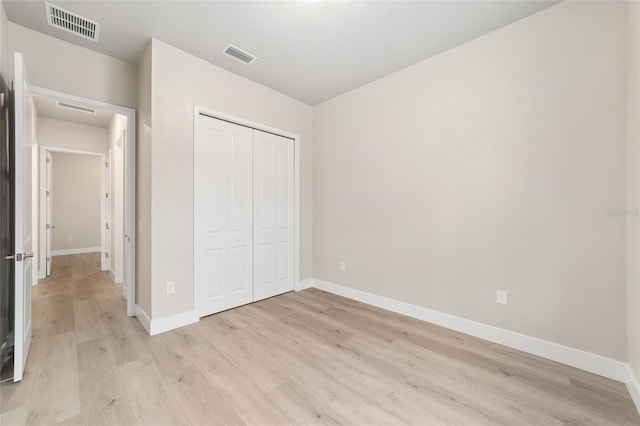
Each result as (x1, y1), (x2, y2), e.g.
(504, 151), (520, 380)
(310, 279), (630, 384)
(135, 304), (151, 335)
(109, 269), (115, 282)
(135, 306), (199, 336)
(51, 247), (100, 256)
(626, 367), (640, 414)
(295, 278), (314, 291)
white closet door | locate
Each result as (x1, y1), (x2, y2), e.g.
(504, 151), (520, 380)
(195, 115), (253, 317)
(253, 130), (294, 301)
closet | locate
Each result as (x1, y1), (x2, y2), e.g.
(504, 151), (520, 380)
(194, 114), (294, 317)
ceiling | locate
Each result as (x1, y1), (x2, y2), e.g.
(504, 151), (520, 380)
(34, 95), (114, 128)
(5, 1), (557, 105)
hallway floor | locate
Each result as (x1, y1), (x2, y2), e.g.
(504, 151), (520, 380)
(0, 253), (638, 425)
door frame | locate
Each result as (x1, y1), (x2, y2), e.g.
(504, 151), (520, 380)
(38, 147), (107, 275)
(32, 85), (137, 317)
(193, 106), (302, 317)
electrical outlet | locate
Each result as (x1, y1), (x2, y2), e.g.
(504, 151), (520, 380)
(167, 281), (175, 295)
(68, 236), (73, 242)
(339, 261), (346, 271)
(496, 290), (508, 305)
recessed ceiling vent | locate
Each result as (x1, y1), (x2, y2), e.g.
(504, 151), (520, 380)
(223, 44), (257, 65)
(56, 101), (97, 115)
(45, 2), (100, 42)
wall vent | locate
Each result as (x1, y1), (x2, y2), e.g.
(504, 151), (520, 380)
(223, 44), (257, 65)
(45, 2), (100, 42)
(56, 101), (97, 115)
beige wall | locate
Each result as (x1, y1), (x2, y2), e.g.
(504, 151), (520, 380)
(136, 42), (152, 317)
(627, 0), (640, 379)
(314, 1), (628, 360)
(37, 117), (107, 154)
(0, 1), (10, 82)
(8, 23), (137, 109)
(51, 153), (102, 251)
(149, 39), (314, 320)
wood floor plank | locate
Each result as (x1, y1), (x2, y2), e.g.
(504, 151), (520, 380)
(25, 332), (80, 426)
(118, 358), (189, 426)
(168, 365), (245, 426)
(76, 338), (136, 425)
(184, 342), (295, 425)
(74, 299), (108, 344)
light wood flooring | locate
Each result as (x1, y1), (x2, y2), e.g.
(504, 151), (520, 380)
(0, 253), (638, 425)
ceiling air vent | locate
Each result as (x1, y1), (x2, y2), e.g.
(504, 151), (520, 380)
(45, 2), (100, 42)
(223, 44), (257, 65)
(56, 101), (97, 115)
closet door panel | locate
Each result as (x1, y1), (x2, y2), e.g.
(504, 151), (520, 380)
(196, 117), (228, 316)
(274, 142), (294, 295)
(254, 139), (275, 300)
(254, 130), (294, 301)
(227, 124), (253, 309)
(195, 116), (253, 317)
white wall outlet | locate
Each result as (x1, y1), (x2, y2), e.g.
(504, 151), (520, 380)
(167, 281), (176, 295)
(68, 236), (73, 242)
(339, 261), (346, 271)
(496, 290), (508, 305)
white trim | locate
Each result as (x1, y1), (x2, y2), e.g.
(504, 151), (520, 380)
(151, 311), (199, 336)
(193, 106), (301, 318)
(109, 269), (116, 282)
(38, 146), (103, 156)
(52, 247), (101, 256)
(136, 305), (199, 337)
(309, 279), (630, 384)
(295, 278), (314, 291)
(626, 367), (640, 416)
(135, 305), (151, 335)
(32, 85), (137, 317)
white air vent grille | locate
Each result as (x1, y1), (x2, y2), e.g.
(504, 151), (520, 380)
(223, 44), (257, 65)
(56, 101), (97, 115)
(45, 2), (100, 42)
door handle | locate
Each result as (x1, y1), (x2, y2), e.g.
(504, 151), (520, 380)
(51, 225), (56, 229)
(4, 253), (33, 261)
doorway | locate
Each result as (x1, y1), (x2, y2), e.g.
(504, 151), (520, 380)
(40, 149), (106, 278)
(31, 86), (136, 317)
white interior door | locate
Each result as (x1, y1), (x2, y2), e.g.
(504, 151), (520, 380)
(45, 151), (52, 276)
(123, 129), (132, 302)
(195, 115), (253, 317)
(253, 130), (294, 302)
(103, 151), (110, 272)
(13, 52), (34, 382)
(114, 131), (124, 284)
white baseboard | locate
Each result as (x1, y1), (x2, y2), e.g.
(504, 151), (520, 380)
(109, 269), (115, 282)
(135, 304), (151, 335)
(135, 305), (199, 336)
(310, 279), (630, 384)
(51, 247), (101, 256)
(626, 367), (640, 414)
(295, 278), (314, 291)
(151, 310), (199, 335)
